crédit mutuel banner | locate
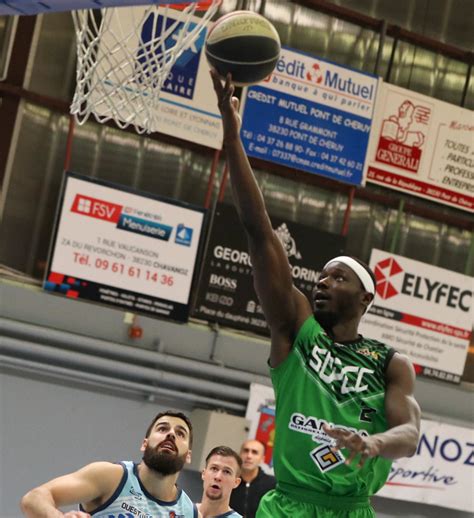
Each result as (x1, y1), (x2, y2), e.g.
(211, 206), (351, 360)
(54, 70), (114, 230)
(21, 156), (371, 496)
(192, 203), (345, 335)
(379, 419), (474, 513)
(240, 47), (379, 185)
(44, 173), (206, 322)
(360, 249), (472, 383)
(365, 83), (473, 211)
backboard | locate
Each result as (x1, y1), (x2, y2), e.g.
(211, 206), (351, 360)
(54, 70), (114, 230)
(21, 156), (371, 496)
(0, 1), (193, 16)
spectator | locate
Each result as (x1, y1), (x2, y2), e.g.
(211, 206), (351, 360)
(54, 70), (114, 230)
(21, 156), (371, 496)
(230, 440), (275, 518)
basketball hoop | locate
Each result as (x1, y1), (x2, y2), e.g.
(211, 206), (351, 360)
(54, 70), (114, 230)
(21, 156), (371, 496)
(70, 0), (220, 134)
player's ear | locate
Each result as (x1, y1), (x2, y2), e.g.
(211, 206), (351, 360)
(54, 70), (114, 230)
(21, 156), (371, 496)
(361, 291), (374, 312)
(201, 468), (206, 481)
(185, 450), (192, 464)
(233, 476), (242, 489)
(140, 438), (148, 453)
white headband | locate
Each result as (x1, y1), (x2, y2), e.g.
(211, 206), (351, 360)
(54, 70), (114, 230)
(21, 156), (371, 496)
(323, 256), (376, 311)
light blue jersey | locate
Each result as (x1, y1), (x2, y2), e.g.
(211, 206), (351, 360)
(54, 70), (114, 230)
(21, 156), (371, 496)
(81, 461), (198, 518)
(198, 509), (242, 518)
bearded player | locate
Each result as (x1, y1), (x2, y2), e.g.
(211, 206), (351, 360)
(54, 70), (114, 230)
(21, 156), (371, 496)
(21, 411), (200, 518)
(211, 70), (421, 518)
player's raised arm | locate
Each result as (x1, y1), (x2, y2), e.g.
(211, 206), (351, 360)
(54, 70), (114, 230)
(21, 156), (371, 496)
(211, 71), (312, 365)
(20, 462), (121, 518)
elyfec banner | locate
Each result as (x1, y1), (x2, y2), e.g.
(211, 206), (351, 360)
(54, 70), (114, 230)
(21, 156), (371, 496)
(360, 249), (472, 383)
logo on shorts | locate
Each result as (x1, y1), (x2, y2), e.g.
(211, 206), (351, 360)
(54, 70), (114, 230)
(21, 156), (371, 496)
(311, 444), (345, 472)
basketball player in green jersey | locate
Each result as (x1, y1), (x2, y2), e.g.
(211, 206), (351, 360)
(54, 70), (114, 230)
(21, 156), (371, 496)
(211, 70), (421, 518)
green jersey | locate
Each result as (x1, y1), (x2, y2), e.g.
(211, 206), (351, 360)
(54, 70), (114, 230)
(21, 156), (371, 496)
(271, 315), (395, 500)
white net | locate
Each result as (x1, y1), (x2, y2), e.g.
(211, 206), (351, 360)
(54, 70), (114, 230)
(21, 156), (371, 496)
(71, 1), (219, 134)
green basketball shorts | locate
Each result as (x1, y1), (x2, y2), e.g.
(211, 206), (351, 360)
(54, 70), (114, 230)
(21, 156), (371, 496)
(256, 488), (376, 518)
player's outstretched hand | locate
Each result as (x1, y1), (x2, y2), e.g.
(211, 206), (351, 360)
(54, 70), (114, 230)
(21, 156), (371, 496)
(323, 424), (381, 468)
(210, 69), (242, 141)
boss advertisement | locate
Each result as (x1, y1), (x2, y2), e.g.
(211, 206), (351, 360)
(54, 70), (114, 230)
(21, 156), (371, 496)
(240, 47), (379, 186)
(192, 203), (345, 335)
(359, 249), (472, 383)
(365, 83), (473, 211)
(44, 173), (206, 322)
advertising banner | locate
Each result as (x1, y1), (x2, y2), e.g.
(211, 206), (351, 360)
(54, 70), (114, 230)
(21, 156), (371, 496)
(239, 47), (379, 185)
(44, 173), (206, 322)
(92, 7), (222, 148)
(246, 383), (276, 473)
(379, 419), (474, 513)
(155, 11), (223, 148)
(192, 203), (345, 335)
(359, 249), (472, 383)
(365, 83), (474, 211)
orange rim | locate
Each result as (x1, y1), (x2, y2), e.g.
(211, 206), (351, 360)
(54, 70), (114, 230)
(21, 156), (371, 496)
(165, 0), (221, 11)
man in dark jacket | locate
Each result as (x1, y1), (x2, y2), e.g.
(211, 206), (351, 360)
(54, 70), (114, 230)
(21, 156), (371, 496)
(229, 440), (276, 518)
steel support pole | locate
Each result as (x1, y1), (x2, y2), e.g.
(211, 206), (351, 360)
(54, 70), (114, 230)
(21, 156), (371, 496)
(341, 186), (355, 236)
(204, 149), (221, 209)
(389, 199), (405, 253)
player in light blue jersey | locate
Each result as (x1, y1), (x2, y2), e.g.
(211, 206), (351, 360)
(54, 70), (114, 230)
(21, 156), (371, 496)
(21, 411), (200, 518)
(198, 446), (243, 518)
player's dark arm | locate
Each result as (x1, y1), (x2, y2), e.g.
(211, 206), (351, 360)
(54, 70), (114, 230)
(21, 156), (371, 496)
(375, 353), (421, 459)
(211, 70), (312, 365)
(325, 353), (420, 466)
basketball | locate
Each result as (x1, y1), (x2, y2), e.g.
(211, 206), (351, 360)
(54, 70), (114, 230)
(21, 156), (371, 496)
(205, 11), (281, 86)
